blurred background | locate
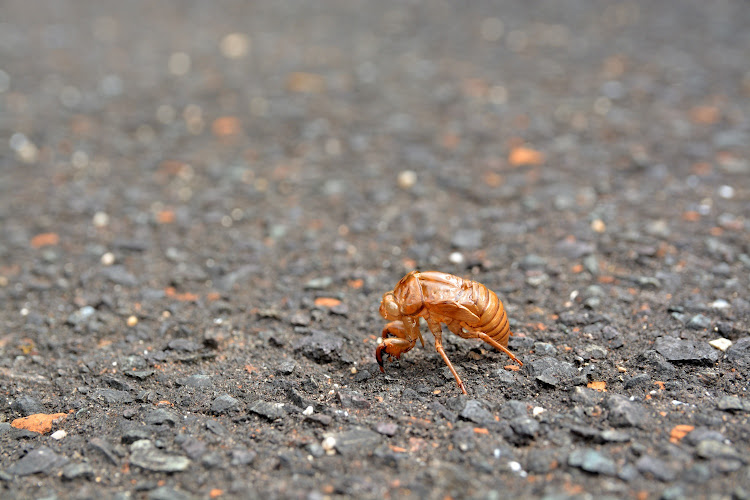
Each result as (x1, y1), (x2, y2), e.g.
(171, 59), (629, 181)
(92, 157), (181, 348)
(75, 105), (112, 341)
(2, 0), (748, 302)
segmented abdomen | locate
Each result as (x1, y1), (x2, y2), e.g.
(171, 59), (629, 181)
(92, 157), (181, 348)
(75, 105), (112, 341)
(465, 280), (511, 347)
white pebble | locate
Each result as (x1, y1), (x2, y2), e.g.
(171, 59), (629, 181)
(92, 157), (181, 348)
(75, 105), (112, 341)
(51, 430), (67, 440)
(303, 406), (314, 416)
(449, 252), (464, 264)
(397, 170), (417, 189)
(709, 338), (733, 352)
(100, 252), (115, 266)
(321, 436), (336, 452)
(718, 185), (734, 199)
(220, 33), (251, 59)
(710, 299), (730, 309)
(92, 211), (109, 227)
(532, 406), (545, 417)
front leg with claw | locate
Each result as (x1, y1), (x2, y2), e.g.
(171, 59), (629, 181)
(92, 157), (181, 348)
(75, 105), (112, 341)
(376, 319), (422, 372)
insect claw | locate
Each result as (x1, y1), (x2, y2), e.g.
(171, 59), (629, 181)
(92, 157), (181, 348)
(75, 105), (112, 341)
(375, 344), (386, 373)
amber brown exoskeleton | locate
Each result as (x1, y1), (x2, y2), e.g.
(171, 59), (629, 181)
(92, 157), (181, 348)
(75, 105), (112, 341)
(376, 270), (522, 394)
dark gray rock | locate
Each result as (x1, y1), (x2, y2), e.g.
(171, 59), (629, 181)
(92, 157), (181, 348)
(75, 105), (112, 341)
(525, 356), (577, 387)
(682, 463), (712, 484)
(577, 344), (607, 360)
(374, 422), (398, 436)
(277, 360), (297, 375)
(122, 427), (151, 445)
(144, 409), (180, 426)
(635, 455), (676, 482)
(568, 448), (618, 476)
(100, 266), (138, 286)
(451, 426), (477, 452)
(294, 330), (343, 363)
(10, 395), (45, 416)
(205, 420), (226, 436)
(600, 430), (631, 443)
(92, 389), (134, 405)
(167, 339), (201, 352)
(525, 449), (559, 473)
(683, 427), (725, 446)
(460, 400), (494, 425)
(717, 395), (750, 412)
(289, 312), (311, 327)
(61, 462), (95, 481)
(67, 306), (96, 327)
(695, 440), (744, 462)
(305, 413), (333, 426)
(124, 370), (154, 380)
(248, 400), (286, 420)
(7, 447), (68, 476)
(570, 386), (605, 406)
(510, 416), (539, 439)
(330, 428), (381, 456)
(210, 394), (240, 414)
(129, 440), (190, 472)
(726, 337), (750, 369)
(533, 342), (557, 356)
(88, 438), (120, 465)
(654, 336), (719, 365)
(338, 389), (370, 409)
(230, 448), (257, 466)
(555, 238), (595, 259)
(635, 350), (676, 378)
(606, 395), (649, 428)
(687, 314), (711, 330)
(148, 486), (193, 500)
(624, 373), (651, 390)
(618, 464), (639, 482)
(179, 438), (206, 460)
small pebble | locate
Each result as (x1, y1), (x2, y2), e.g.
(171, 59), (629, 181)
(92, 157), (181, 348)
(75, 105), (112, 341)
(220, 33), (251, 59)
(449, 251), (464, 264)
(126, 315), (138, 327)
(397, 170), (417, 189)
(591, 219), (606, 233)
(100, 252), (116, 266)
(718, 185), (734, 199)
(709, 338), (732, 352)
(302, 406), (314, 416)
(51, 430), (67, 440)
(321, 436), (336, 454)
(710, 299), (730, 309)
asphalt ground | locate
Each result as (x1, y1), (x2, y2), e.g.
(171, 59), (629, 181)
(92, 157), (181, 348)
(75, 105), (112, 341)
(1, 1), (749, 499)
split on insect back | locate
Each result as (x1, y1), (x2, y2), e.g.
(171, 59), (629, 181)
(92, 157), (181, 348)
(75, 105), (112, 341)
(376, 270), (522, 394)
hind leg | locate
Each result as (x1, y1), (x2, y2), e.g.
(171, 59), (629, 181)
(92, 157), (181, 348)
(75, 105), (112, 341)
(458, 325), (523, 367)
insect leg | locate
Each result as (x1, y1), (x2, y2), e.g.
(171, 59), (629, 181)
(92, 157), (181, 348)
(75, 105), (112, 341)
(377, 321), (418, 372)
(427, 319), (467, 394)
(475, 332), (523, 366)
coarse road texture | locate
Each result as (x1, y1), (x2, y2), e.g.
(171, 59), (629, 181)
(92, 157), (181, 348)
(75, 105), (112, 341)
(1, 1), (749, 499)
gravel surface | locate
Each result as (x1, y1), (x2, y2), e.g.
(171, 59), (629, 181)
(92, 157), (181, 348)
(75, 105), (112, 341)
(1, 1), (749, 499)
